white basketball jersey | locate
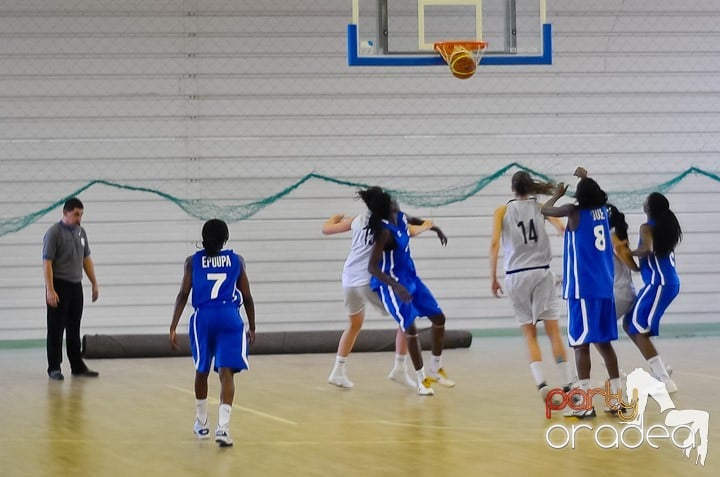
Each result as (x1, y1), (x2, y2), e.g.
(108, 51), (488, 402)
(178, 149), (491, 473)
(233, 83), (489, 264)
(612, 236), (636, 299)
(341, 214), (375, 287)
(501, 198), (552, 273)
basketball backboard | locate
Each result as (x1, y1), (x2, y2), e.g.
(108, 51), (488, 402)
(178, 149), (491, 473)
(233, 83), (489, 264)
(348, 0), (551, 66)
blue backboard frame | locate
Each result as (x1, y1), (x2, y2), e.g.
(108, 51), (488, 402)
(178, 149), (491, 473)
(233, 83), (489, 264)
(347, 22), (552, 66)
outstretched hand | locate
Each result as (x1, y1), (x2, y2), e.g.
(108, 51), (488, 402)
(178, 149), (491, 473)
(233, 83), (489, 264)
(573, 167), (588, 179)
(435, 228), (448, 246)
(553, 182), (569, 198)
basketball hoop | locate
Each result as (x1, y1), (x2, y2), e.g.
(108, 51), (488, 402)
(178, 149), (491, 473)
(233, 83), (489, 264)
(434, 41), (488, 79)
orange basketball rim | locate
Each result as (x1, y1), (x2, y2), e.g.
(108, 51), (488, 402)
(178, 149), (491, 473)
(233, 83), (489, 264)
(434, 41), (488, 79)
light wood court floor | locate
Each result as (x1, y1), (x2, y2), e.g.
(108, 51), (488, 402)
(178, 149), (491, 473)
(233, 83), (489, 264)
(1, 335), (719, 477)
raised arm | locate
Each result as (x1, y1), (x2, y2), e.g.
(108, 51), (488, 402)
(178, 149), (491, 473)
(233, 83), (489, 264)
(489, 206), (505, 297)
(540, 182), (571, 218)
(322, 214), (354, 235)
(574, 166), (588, 180)
(407, 215), (448, 245)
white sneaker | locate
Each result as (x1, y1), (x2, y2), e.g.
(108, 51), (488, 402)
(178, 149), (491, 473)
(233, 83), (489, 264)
(428, 368), (455, 387)
(215, 426), (233, 447)
(418, 377), (435, 396)
(539, 384), (564, 406)
(388, 368), (416, 388)
(328, 371), (354, 389)
(659, 375), (678, 393)
(563, 407), (597, 418)
(193, 419), (210, 439)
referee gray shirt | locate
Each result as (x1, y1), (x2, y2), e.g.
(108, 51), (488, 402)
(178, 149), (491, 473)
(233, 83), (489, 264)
(42, 221), (91, 283)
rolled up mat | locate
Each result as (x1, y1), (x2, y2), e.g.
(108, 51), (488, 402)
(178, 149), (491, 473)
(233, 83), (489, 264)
(83, 328), (472, 359)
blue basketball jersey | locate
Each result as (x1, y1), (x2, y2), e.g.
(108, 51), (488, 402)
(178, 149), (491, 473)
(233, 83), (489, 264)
(191, 249), (242, 308)
(562, 206), (614, 299)
(369, 212), (417, 293)
(638, 220), (680, 286)
(640, 252), (679, 286)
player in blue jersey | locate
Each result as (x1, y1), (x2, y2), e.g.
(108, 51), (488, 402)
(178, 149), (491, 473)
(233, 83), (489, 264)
(360, 187), (452, 396)
(323, 201), (446, 389)
(625, 192), (682, 393)
(170, 219), (256, 447)
(541, 168), (621, 417)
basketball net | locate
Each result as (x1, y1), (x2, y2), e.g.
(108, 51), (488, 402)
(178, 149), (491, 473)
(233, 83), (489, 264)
(433, 41), (488, 80)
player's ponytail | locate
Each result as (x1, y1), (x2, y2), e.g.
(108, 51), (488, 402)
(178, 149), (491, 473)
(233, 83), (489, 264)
(647, 192), (682, 256)
(201, 219), (229, 256)
(511, 171), (555, 196)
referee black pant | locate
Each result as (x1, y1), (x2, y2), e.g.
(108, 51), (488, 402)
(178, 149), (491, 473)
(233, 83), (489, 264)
(46, 279), (87, 374)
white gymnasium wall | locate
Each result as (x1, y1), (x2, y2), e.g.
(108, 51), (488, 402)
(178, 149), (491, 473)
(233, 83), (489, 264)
(0, 0), (718, 340)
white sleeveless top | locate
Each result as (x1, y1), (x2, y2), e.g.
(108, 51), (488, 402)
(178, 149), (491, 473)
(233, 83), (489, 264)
(501, 198), (552, 273)
(341, 214), (375, 287)
(612, 236), (636, 299)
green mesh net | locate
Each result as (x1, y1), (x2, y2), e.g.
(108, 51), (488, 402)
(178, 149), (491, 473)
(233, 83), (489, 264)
(1, 163), (717, 237)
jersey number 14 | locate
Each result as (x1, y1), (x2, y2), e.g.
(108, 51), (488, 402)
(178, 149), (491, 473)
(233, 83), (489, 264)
(517, 219), (538, 244)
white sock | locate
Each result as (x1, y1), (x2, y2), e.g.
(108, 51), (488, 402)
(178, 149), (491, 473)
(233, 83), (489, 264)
(415, 367), (427, 384)
(647, 355), (670, 378)
(557, 360), (574, 387)
(609, 378), (621, 395)
(218, 403), (232, 429)
(196, 398), (208, 424)
(578, 379), (591, 391)
(394, 353), (406, 369)
(430, 355), (442, 373)
(332, 355), (347, 373)
(529, 361), (545, 387)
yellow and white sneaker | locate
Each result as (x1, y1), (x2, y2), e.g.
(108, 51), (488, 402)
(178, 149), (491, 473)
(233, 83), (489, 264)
(418, 377), (435, 396)
(429, 368), (456, 387)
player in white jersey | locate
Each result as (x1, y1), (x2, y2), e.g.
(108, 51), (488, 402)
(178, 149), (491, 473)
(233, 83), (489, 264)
(606, 204), (639, 321)
(323, 201), (446, 389)
(489, 171), (574, 404)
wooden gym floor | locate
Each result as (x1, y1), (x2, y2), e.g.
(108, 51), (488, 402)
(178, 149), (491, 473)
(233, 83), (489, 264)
(0, 334), (718, 477)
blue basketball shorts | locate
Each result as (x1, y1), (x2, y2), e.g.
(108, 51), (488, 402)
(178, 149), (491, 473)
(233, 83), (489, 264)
(189, 305), (248, 373)
(626, 283), (680, 337)
(375, 277), (442, 332)
(566, 297), (617, 346)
